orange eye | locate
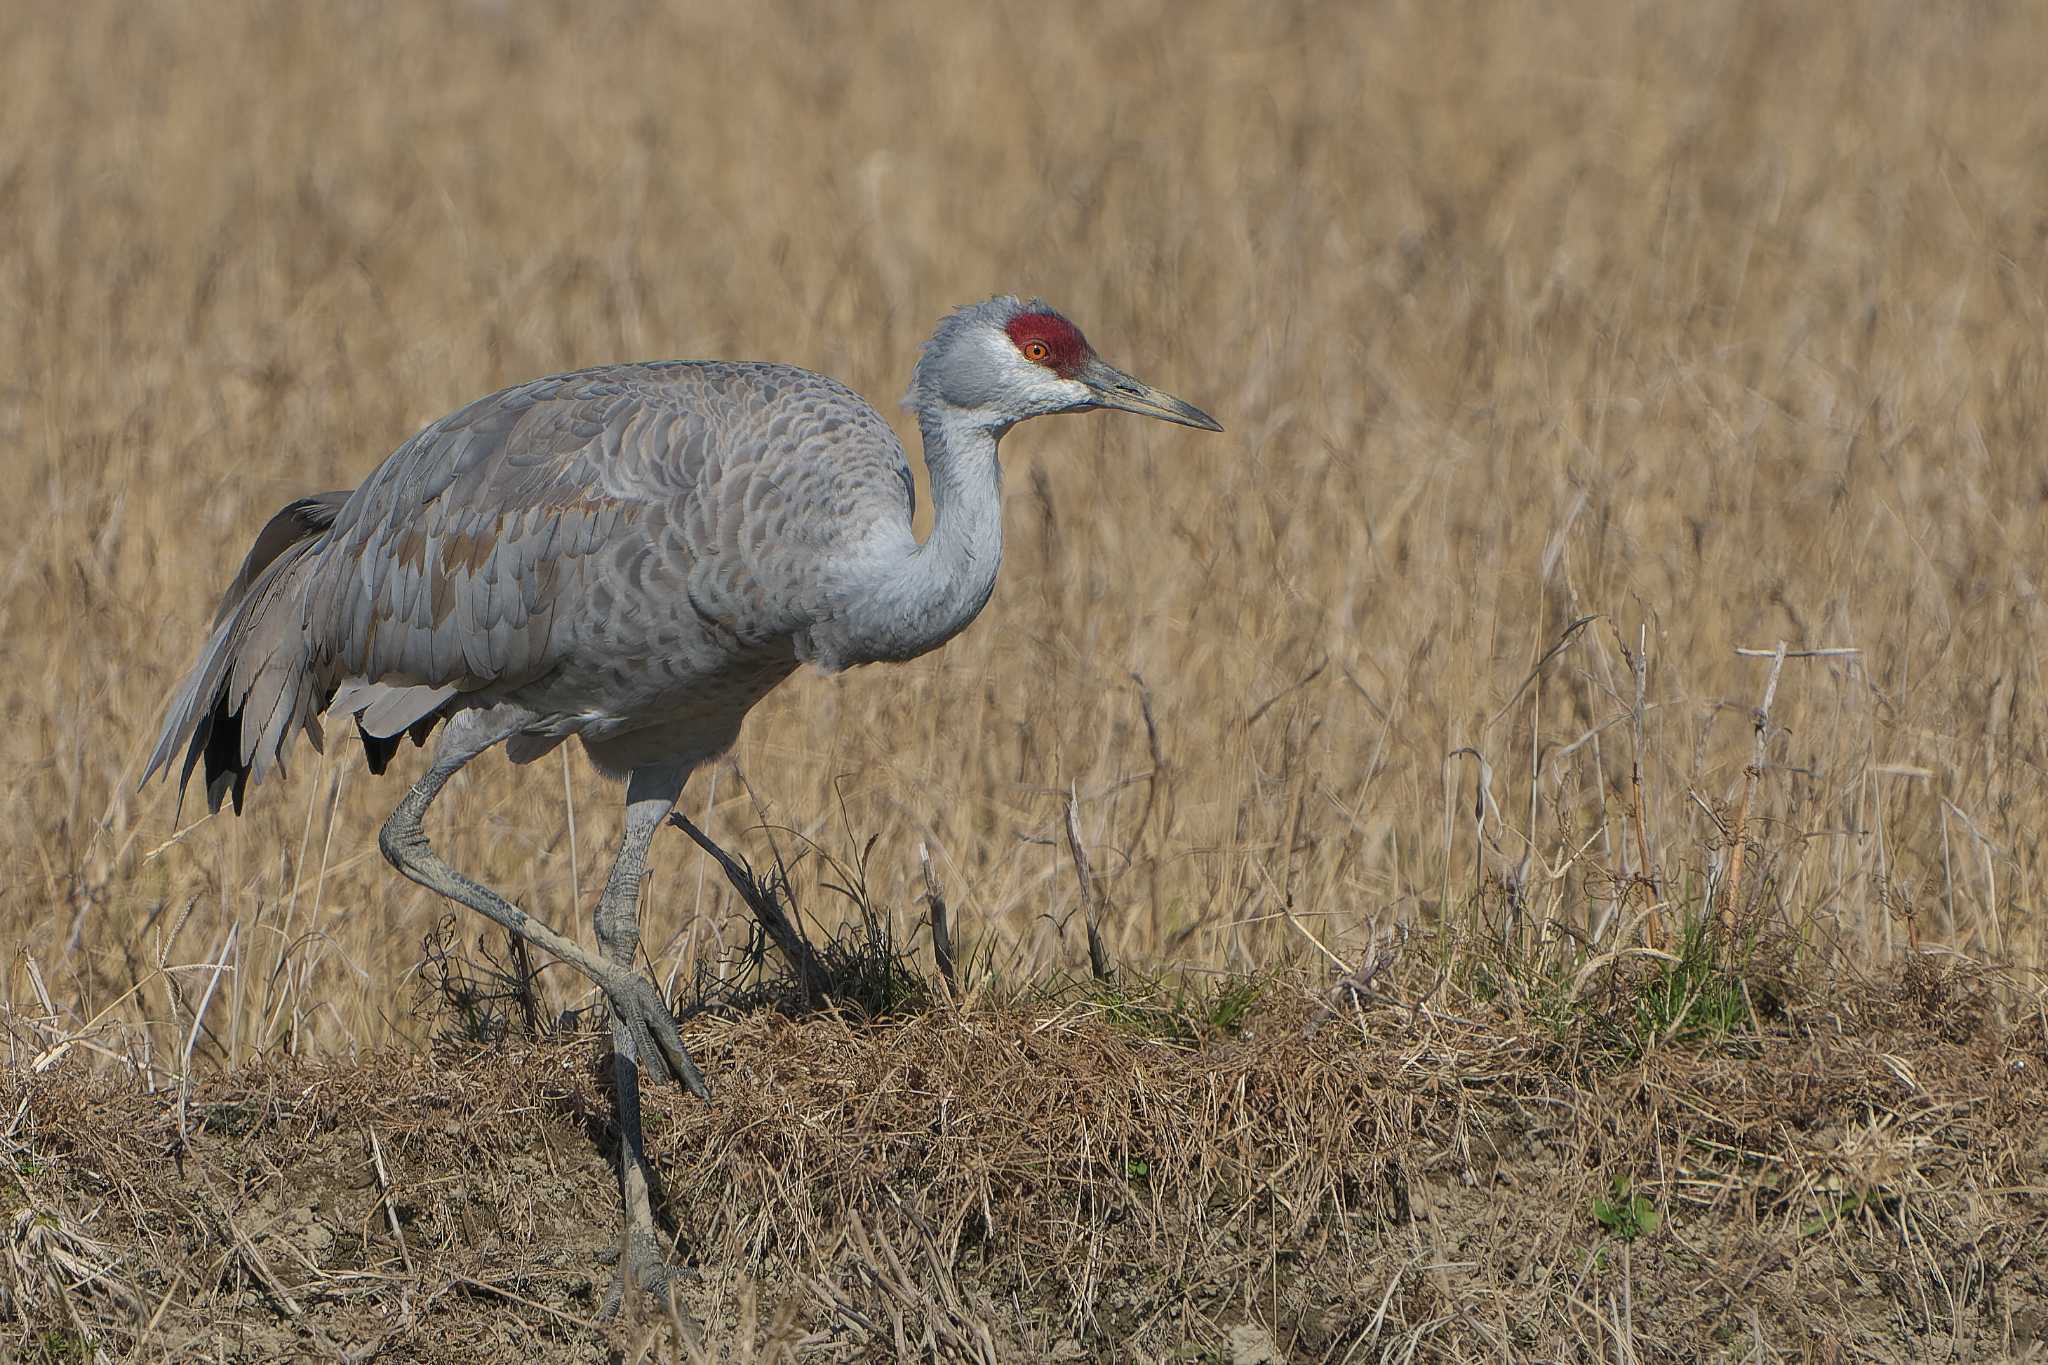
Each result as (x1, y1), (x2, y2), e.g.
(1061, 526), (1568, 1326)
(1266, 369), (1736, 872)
(1023, 340), (1050, 363)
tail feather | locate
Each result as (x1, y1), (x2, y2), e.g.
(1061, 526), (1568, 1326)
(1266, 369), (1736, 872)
(144, 491), (352, 815)
(210, 492), (351, 629)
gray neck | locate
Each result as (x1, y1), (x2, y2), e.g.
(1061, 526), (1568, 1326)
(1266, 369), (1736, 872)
(833, 403), (1007, 667)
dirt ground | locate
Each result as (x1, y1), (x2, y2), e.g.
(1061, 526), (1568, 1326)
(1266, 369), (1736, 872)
(7, 970), (2046, 1363)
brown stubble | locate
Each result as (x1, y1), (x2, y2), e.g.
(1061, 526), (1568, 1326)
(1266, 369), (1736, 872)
(2, 0), (2045, 1068)
(7, 990), (2042, 1359)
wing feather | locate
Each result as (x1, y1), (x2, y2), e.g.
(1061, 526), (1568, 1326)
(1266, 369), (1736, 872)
(295, 361), (913, 737)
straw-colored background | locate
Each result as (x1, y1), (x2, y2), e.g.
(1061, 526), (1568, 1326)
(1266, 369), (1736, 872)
(6, 0), (2045, 1060)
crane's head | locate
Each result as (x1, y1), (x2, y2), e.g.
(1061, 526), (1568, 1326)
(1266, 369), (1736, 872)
(907, 296), (1222, 435)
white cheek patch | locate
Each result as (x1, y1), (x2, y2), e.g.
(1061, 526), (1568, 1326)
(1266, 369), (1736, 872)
(1001, 335), (1094, 415)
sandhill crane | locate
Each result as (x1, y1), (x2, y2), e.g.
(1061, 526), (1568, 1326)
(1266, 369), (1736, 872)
(143, 295), (1221, 1310)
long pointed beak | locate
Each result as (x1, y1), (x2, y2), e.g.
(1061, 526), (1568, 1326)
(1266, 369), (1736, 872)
(1078, 357), (1224, 432)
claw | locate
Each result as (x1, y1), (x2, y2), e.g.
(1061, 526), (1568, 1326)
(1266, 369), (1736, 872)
(598, 1225), (702, 1323)
(606, 974), (710, 1100)
(599, 1229), (682, 1322)
(642, 999), (709, 1098)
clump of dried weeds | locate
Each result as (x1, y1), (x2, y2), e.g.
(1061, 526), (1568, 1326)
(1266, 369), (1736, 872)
(5, 955), (2045, 1362)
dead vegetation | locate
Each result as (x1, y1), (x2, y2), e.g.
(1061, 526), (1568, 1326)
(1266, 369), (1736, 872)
(7, 0), (2048, 1358)
(6, 966), (2047, 1362)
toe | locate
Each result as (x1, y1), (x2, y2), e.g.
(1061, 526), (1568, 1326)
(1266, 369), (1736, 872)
(647, 1013), (709, 1098)
(598, 1237), (686, 1322)
(616, 981), (709, 1098)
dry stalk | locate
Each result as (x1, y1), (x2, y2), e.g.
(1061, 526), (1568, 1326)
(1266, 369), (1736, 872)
(449, 1275), (605, 1333)
(838, 1215), (1000, 1365)
(504, 932), (544, 1039)
(919, 842), (957, 998)
(174, 920), (238, 1160)
(1624, 625), (1662, 949)
(669, 810), (829, 1001)
(1444, 747), (1503, 944)
(1063, 786), (1114, 982)
(223, 1206), (305, 1319)
(1720, 643), (1787, 941)
(133, 1266), (186, 1353)
(1942, 798), (2003, 958)
(1721, 643), (1860, 942)
(1489, 613), (1601, 729)
(1126, 670), (1167, 842)
(18, 951), (54, 1023)
(366, 1127), (414, 1277)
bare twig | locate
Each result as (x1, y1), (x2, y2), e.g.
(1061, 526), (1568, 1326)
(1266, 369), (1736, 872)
(504, 932), (544, 1039)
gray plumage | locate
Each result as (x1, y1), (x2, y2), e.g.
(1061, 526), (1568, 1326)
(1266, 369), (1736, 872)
(150, 361), (912, 806)
(142, 293), (1220, 1312)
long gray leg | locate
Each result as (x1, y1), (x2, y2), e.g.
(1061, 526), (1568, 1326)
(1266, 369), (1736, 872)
(593, 762), (692, 1318)
(376, 709), (706, 1096)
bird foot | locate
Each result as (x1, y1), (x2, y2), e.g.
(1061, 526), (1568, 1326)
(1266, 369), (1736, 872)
(603, 970), (708, 1098)
(597, 1228), (698, 1324)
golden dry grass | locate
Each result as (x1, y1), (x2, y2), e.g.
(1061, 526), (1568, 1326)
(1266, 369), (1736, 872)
(10, 0), (2044, 1062)
(5, 4), (2048, 1354)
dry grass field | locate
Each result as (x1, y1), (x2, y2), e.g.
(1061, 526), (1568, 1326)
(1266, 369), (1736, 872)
(5, 1), (2048, 1360)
